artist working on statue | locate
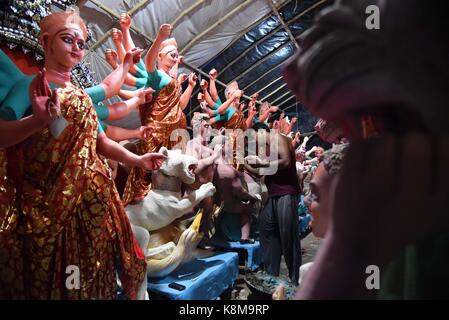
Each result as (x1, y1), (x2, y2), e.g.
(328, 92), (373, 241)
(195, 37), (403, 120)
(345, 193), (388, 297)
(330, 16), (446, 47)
(243, 122), (302, 285)
(273, 144), (348, 300)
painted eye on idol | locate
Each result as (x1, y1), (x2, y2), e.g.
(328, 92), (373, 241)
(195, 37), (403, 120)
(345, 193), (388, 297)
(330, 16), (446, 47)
(62, 36), (73, 44)
(77, 40), (85, 50)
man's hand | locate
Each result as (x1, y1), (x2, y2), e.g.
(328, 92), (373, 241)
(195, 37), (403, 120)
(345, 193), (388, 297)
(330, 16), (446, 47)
(139, 152), (167, 171)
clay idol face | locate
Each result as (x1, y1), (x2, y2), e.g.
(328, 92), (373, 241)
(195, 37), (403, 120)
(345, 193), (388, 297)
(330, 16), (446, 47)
(40, 12), (88, 68)
(162, 49), (178, 69)
(50, 25), (86, 67)
(158, 39), (179, 69)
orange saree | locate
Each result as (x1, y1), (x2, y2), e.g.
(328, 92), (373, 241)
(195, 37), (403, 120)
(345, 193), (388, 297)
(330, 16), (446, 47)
(0, 85), (146, 299)
(122, 78), (186, 205)
(225, 109), (246, 131)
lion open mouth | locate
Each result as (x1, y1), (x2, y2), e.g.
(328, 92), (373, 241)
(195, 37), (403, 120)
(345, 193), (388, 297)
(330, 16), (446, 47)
(188, 164), (197, 175)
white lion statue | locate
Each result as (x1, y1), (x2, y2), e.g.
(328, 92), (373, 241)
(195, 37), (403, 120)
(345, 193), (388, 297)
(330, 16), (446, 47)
(125, 147), (217, 280)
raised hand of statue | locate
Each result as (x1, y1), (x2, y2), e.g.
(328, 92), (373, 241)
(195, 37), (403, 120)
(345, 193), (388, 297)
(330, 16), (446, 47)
(119, 13), (132, 30)
(188, 72), (198, 87)
(232, 89), (243, 99)
(291, 117), (298, 125)
(294, 131), (301, 142)
(197, 92), (205, 103)
(248, 100), (257, 114)
(105, 49), (119, 69)
(200, 79), (208, 91)
(137, 87), (155, 105)
(209, 68), (218, 80)
(138, 125), (153, 140)
(111, 28), (123, 44)
(249, 103), (257, 116)
(158, 24), (172, 40)
(123, 47), (143, 65)
(30, 69), (60, 124)
(139, 152), (167, 171)
(178, 73), (188, 84)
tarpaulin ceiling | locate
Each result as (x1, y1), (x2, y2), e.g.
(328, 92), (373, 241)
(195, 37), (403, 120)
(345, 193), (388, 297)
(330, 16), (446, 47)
(76, 0), (332, 133)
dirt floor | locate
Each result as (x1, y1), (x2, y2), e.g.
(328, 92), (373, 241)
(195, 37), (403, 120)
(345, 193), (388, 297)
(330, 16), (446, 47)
(228, 234), (322, 300)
